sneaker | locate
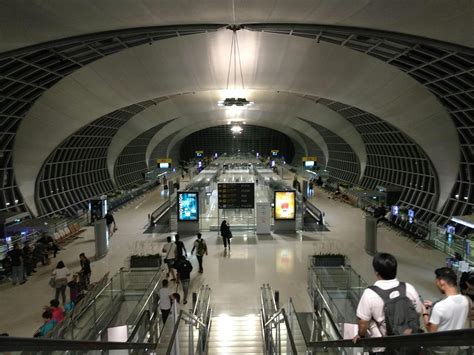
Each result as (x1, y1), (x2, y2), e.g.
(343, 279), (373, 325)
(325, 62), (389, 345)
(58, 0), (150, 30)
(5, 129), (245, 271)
(20, 280), (26, 285)
(183, 300), (188, 305)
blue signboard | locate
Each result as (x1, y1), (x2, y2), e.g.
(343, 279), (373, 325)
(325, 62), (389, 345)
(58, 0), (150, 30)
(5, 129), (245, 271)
(177, 192), (199, 221)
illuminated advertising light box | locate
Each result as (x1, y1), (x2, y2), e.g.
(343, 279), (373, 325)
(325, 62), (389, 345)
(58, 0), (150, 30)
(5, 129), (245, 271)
(274, 191), (296, 220)
(391, 205), (399, 216)
(304, 161), (315, 168)
(271, 149), (279, 156)
(159, 163), (170, 169)
(177, 192), (199, 221)
(446, 225), (455, 235)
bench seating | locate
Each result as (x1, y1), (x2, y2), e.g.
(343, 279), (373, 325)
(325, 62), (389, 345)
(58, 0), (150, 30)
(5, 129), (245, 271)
(55, 223), (86, 245)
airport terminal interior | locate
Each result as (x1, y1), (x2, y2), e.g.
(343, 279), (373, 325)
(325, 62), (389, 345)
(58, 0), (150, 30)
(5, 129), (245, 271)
(0, 1), (473, 354)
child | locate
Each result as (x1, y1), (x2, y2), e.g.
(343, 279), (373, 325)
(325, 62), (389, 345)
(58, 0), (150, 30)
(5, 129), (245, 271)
(34, 311), (57, 337)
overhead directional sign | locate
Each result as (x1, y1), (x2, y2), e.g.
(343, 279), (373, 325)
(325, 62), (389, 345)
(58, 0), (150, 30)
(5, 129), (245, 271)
(218, 183), (255, 209)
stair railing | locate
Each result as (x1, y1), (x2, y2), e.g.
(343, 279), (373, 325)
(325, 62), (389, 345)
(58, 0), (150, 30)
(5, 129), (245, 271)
(165, 285), (212, 355)
(166, 308), (208, 355)
(263, 307), (298, 355)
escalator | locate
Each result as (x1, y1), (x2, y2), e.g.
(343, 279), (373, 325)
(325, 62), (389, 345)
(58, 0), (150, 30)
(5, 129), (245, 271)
(2, 281), (474, 354)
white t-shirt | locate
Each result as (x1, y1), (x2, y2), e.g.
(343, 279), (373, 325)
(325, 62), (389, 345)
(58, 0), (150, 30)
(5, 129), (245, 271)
(357, 279), (423, 337)
(158, 287), (171, 310)
(52, 267), (70, 280)
(430, 295), (469, 331)
(163, 242), (176, 260)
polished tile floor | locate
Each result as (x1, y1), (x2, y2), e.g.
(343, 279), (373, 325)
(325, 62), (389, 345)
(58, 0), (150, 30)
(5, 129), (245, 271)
(0, 183), (446, 337)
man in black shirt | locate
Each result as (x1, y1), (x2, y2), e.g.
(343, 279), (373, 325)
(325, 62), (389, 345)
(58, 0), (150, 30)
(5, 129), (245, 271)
(105, 212), (117, 236)
(175, 256), (193, 304)
(174, 234), (187, 258)
(7, 243), (26, 285)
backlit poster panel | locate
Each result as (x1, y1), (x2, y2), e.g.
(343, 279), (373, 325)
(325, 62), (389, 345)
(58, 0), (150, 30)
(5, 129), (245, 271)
(177, 192), (199, 221)
(274, 191), (296, 220)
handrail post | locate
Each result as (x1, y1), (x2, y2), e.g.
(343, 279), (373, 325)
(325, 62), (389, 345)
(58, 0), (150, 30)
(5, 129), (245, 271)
(189, 317), (194, 355)
(172, 303), (179, 355)
(287, 298), (293, 355)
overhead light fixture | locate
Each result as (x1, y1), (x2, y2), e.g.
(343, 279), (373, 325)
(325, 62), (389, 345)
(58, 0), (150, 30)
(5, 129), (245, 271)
(230, 125), (243, 134)
(218, 25), (253, 108)
(218, 97), (253, 107)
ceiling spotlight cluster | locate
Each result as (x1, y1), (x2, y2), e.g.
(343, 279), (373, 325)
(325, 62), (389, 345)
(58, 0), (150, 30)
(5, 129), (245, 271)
(230, 125), (243, 134)
(218, 97), (253, 107)
(218, 25), (254, 108)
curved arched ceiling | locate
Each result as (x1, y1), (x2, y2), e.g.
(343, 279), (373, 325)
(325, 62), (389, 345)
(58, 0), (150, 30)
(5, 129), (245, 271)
(107, 90), (365, 180)
(13, 30), (458, 215)
(164, 121), (304, 160)
(1, 0), (472, 52)
(142, 112), (319, 165)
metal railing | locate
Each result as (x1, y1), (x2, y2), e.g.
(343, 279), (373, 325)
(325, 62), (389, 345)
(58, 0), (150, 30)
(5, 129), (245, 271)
(263, 307), (298, 355)
(47, 268), (160, 341)
(0, 336), (152, 353)
(165, 284), (212, 355)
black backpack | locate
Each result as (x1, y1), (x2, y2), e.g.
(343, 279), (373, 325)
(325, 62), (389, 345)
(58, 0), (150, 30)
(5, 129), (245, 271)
(369, 282), (421, 336)
(183, 259), (193, 273)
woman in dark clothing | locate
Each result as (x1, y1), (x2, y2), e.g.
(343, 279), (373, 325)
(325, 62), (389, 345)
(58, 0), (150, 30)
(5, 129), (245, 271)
(220, 220), (232, 250)
(79, 253), (91, 288)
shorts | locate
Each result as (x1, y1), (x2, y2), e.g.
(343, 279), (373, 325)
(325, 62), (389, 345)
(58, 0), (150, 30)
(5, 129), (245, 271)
(166, 258), (176, 269)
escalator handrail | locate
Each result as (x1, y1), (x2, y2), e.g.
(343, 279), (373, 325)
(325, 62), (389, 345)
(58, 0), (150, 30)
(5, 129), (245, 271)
(127, 310), (151, 342)
(320, 307), (344, 340)
(165, 309), (209, 355)
(306, 328), (474, 349)
(262, 307), (298, 355)
(0, 336), (151, 352)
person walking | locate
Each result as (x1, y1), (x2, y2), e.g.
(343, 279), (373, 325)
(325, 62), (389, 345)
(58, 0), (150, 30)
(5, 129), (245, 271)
(174, 234), (187, 259)
(422, 267), (471, 332)
(158, 279), (172, 324)
(51, 261), (70, 304)
(162, 236), (177, 280)
(220, 220), (232, 250)
(105, 212), (117, 237)
(7, 243), (26, 285)
(175, 256), (193, 305)
(191, 233), (208, 273)
(79, 253), (91, 288)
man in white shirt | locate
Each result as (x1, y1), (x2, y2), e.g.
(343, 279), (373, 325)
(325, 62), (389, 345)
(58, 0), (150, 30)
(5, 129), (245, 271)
(353, 253), (423, 352)
(422, 267), (470, 332)
(158, 279), (172, 324)
(162, 236), (177, 280)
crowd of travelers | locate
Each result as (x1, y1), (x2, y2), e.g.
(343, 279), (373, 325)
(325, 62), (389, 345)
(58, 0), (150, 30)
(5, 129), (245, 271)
(1, 233), (93, 338)
(159, 232), (209, 324)
(2, 234), (63, 285)
(353, 252), (473, 351)
(32, 253), (92, 337)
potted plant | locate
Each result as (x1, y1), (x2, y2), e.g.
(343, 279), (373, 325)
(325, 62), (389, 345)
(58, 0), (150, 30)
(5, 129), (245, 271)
(130, 254), (162, 268)
(312, 253), (346, 267)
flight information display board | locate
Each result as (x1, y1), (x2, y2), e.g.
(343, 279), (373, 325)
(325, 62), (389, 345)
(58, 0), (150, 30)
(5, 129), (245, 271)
(218, 183), (255, 209)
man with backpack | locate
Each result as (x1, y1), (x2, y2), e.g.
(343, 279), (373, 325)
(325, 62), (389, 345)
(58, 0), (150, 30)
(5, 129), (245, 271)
(191, 233), (208, 273)
(175, 255), (193, 305)
(421, 267), (470, 332)
(353, 253), (423, 351)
